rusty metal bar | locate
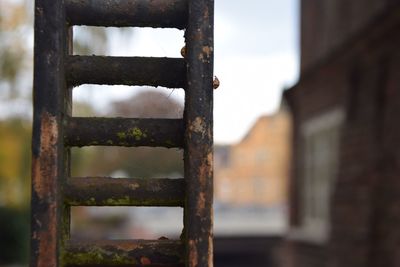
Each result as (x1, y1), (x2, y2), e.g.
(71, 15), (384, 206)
(66, 56), (186, 88)
(65, 0), (188, 29)
(65, 117), (184, 148)
(184, 0), (214, 266)
(32, 0), (70, 266)
(184, 0), (214, 267)
(65, 177), (185, 206)
(63, 239), (184, 266)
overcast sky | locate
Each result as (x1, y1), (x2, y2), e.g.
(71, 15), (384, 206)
(74, 0), (299, 144)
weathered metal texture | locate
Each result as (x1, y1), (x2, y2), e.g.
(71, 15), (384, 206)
(184, 0), (214, 266)
(32, 0), (70, 266)
(66, 0), (188, 29)
(63, 240), (184, 267)
(66, 56), (186, 88)
(65, 117), (184, 148)
(65, 178), (185, 206)
(33, 0), (214, 265)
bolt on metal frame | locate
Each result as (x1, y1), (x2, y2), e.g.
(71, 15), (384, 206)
(31, 0), (214, 266)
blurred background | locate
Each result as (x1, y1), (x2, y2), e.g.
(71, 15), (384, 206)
(5, 0), (400, 267)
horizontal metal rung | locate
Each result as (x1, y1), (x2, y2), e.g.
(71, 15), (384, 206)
(65, 117), (184, 148)
(66, 56), (186, 88)
(65, 177), (185, 207)
(65, 0), (188, 29)
(63, 239), (184, 267)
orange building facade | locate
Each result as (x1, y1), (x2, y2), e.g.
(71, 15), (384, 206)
(215, 108), (291, 207)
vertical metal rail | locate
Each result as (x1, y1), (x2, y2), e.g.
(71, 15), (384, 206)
(185, 1), (214, 266)
(31, 0), (69, 266)
(31, 0), (214, 266)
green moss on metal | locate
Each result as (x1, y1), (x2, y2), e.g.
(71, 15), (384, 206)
(117, 127), (147, 142)
(127, 127), (147, 141)
(104, 196), (131, 206)
(67, 249), (104, 265)
(106, 140), (113, 145)
(88, 141), (99, 145)
(165, 140), (175, 146)
(117, 132), (126, 139)
(63, 247), (138, 266)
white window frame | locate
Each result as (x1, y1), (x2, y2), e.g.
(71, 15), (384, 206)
(289, 108), (344, 244)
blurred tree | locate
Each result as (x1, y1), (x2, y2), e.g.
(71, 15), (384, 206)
(0, 0), (31, 102)
(0, 119), (30, 264)
(0, 119), (31, 208)
(0, 1), (111, 118)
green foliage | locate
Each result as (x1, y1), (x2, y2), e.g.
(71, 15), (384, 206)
(0, 0), (30, 97)
(0, 102), (31, 266)
(0, 119), (31, 208)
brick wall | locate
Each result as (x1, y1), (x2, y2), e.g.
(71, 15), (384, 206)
(284, 3), (400, 267)
(300, 0), (398, 71)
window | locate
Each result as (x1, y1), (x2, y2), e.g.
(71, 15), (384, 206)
(291, 108), (344, 243)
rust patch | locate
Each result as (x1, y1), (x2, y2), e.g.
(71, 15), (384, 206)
(207, 152), (213, 169)
(189, 117), (206, 137)
(208, 228), (213, 267)
(198, 46), (213, 62)
(198, 151), (213, 188)
(140, 257), (151, 265)
(202, 46), (212, 58)
(33, 112), (59, 200)
(188, 240), (198, 267)
(203, 6), (209, 20)
(111, 240), (139, 251)
(128, 182), (140, 190)
(37, 202), (57, 267)
(196, 192), (206, 217)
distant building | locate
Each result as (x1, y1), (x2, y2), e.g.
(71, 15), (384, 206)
(215, 108), (291, 207)
(284, 1), (400, 267)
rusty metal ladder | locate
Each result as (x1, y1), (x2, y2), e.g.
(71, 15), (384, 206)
(31, 0), (214, 266)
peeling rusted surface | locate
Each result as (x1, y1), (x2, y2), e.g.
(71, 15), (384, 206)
(31, 113), (60, 267)
(189, 117), (207, 137)
(66, 0), (188, 29)
(63, 239), (185, 267)
(184, 0), (214, 266)
(208, 235), (213, 267)
(140, 257), (151, 265)
(32, 0), (73, 265)
(65, 117), (184, 148)
(196, 192), (206, 217)
(198, 46), (213, 63)
(32, 201), (58, 267)
(188, 240), (198, 267)
(66, 56), (186, 88)
(33, 113), (58, 199)
(65, 177), (185, 207)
